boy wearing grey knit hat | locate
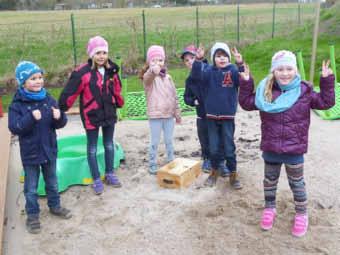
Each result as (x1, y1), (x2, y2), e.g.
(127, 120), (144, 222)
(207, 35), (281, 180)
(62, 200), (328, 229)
(191, 42), (245, 189)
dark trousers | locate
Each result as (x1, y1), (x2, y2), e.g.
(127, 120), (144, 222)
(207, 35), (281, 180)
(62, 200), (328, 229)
(23, 160), (60, 216)
(86, 124), (115, 180)
(206, 119), (236, 171)
(197, 117), (210, 159)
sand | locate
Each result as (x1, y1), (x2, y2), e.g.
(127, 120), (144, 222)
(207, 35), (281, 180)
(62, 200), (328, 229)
(3, 108), (340, 255)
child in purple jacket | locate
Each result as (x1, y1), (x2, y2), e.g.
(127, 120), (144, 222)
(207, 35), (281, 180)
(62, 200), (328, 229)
(238, 50), (335, 237)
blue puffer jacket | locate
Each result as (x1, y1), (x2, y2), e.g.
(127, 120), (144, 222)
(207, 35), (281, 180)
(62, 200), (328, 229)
(8, 91), (67, 165)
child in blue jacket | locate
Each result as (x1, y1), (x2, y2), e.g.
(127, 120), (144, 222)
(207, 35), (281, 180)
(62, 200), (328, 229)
(8, 61), (72, 234)
(182, 44), (229, 177)
(191, 43), (244, 189)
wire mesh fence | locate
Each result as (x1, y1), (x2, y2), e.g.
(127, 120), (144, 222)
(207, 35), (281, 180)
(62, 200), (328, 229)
(0, 3), (316, 84)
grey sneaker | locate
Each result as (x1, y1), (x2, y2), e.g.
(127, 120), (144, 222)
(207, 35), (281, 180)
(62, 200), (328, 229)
(26, 216), (41, 234)
(50, 207), (72, 219)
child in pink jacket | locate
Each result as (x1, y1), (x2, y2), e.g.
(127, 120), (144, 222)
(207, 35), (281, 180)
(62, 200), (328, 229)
(139, 45), (181, 174)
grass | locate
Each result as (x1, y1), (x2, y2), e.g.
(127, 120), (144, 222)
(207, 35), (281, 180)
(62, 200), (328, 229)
(2, 2), (339, 112)
(0, 3), (315, 80)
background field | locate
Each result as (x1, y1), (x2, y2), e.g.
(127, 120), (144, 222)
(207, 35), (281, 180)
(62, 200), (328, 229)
(0, 2), (339, 111)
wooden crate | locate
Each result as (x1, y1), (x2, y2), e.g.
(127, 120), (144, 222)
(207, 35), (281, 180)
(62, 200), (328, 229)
(157, 158), (201, 189)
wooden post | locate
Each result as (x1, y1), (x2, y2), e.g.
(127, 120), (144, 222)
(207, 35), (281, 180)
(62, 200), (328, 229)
(0, 116), (11, 254)
(309, 0), (321, 83)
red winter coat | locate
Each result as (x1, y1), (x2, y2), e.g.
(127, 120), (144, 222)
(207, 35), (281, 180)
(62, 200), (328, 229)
(59, 59), (124, 130)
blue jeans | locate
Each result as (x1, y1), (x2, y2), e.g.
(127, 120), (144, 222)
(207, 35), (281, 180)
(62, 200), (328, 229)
(149, 118), (175, 168)
(23, 160), (60, 216)
(86, 125), (115, 180)
(207, 119), (237, 171)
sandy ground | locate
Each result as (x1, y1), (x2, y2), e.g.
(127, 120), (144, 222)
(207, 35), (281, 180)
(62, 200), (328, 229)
(2, 108), (340, 255)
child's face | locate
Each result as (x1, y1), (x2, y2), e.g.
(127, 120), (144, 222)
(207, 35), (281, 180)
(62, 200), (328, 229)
(24, 72), (44, 92)
(150, 57), (165, 68)
(93, 51), (108, 67)
(273, 65), (297, 85)
(183, 54), (195, 70)
(214, 50), (230, 68)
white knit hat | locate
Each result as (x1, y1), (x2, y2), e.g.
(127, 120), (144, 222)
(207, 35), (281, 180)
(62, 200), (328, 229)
(271, 50), (297, 72)
(210, 42), (231, 63)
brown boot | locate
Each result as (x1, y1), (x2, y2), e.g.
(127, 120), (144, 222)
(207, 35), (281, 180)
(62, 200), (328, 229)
(229, 172), (242, 189)
(204, 169), (218, 187)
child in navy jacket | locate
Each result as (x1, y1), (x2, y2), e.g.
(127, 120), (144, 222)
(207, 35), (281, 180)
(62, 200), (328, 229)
(191, 43), (244, 189)
(182, 44), (229, 177)
(9, 61), (71, 234)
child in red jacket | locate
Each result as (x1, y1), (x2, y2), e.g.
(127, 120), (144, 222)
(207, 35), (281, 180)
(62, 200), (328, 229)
(59, 36), (124, 195)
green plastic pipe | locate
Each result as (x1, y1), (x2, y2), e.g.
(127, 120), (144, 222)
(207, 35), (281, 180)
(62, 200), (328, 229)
(329, 45), (337, 84)
(297, 51), (306, 81)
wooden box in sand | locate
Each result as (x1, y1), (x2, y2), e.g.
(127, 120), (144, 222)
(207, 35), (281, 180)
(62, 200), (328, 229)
(157, 158), (201, 189)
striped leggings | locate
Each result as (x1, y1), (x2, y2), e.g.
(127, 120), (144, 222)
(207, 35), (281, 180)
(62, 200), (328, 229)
(264, 161), (307, 214)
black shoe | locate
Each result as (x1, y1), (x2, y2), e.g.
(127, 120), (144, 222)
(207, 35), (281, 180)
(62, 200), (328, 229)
(50, 207), (72, 219)
(26, 216), (41, 234)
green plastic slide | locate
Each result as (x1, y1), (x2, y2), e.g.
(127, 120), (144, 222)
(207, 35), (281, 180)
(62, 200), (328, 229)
(20, 135), (125, 196)
(297, 45), (339, 120)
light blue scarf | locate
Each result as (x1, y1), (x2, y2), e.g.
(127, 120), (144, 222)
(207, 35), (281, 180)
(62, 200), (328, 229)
(255, 75), (301, 113)
(19, 87), (47, 101)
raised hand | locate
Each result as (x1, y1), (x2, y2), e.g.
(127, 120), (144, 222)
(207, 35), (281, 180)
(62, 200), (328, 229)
(231, 47), (243, 64)
(150, 64), (161, 75)
(196, 44), (205, 60)
(239, 64), (250, 81)
(321, 60), (333, 78)
(52, 107), (61, 120)
(32, 109), (41, 120)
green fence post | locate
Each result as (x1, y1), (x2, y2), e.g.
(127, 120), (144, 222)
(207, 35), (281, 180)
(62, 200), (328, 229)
(330, 45), (337, 84)
(272, 1), (276, 39)
(115, 56), (128, 120)
(142, 10), (147, 62)
(71, 13), (77, 67)
(298, 3), (301, 25)
(237, 2), (240, 45)
(196, 6), (199, 47)
(224, 13), (226, 39)
(297, 51), (306, 81)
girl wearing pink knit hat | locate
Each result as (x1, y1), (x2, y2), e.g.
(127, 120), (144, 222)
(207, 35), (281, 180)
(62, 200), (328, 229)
(59, 35), (124, 195)
(139, 45), (181, 174)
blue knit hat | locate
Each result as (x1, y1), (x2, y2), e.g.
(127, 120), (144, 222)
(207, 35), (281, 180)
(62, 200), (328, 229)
(15, 61), (44, 87)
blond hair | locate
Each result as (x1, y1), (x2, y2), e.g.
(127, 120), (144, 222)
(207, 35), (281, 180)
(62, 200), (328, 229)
(264, 73), (275, 103)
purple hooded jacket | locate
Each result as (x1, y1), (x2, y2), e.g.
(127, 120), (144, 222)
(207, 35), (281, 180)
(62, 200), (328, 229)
(239, 75), (335, 154)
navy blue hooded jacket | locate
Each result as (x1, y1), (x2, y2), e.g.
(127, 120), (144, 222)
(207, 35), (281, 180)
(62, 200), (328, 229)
(8, 91), (67, 165)
(183, 59), (208, 118)
(191, 61), (240, 119)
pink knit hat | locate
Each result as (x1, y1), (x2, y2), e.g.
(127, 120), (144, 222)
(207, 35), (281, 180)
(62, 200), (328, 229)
(147, 45), (165, 63)
(87, 36), (109, 58)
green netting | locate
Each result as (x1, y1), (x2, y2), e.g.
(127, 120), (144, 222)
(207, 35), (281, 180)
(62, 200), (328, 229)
(313, 83), (340, 120)
(123, 88), (196, 120)
(20, 135), (125, 196)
